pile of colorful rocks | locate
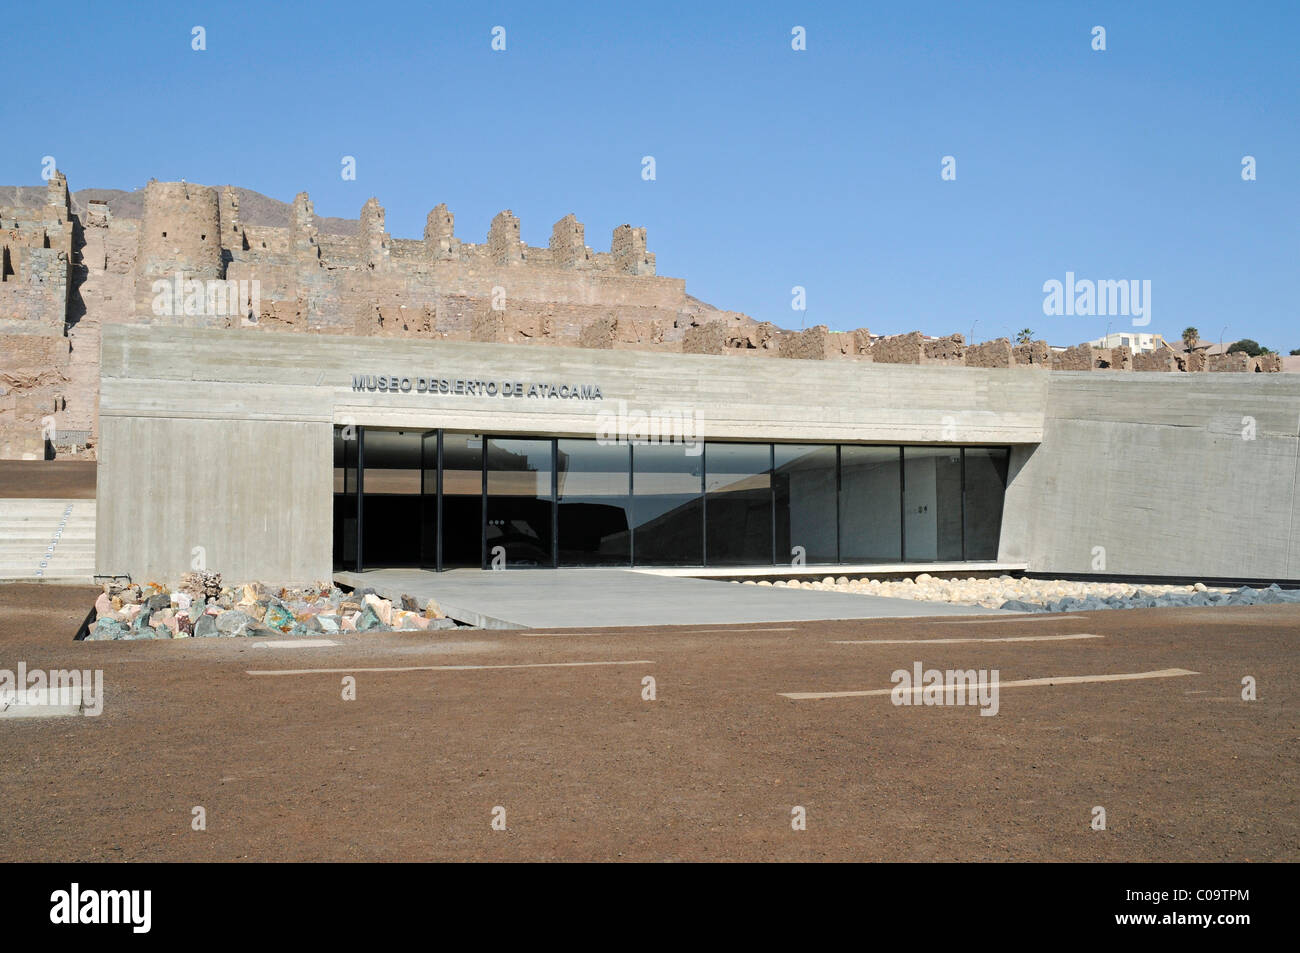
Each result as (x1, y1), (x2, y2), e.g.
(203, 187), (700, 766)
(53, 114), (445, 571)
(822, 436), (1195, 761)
(85, 574), (456, 640)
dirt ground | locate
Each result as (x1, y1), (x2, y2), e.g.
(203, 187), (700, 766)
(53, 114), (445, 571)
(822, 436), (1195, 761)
(0, 582), (1295, 862)
(0, 460), (96, 498)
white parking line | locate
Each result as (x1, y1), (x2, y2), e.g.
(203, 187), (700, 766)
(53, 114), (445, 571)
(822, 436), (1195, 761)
(933, 615), (1086, 624)
(779, 668), (1199, 700)
(829, 634), (1102, 645)
(246, 659), (654, 676)
(521, 626), (799, 637)
(252, 639), (338, 648)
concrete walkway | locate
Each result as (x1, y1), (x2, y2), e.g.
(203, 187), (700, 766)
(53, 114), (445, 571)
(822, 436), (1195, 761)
(334, 568), (1007, 629)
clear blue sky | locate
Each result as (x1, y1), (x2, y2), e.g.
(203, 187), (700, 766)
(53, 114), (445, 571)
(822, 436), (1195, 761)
(5, 0), (1297, 350)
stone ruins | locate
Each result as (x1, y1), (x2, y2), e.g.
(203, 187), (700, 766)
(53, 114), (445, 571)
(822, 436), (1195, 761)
(0, 171), (1280, 460)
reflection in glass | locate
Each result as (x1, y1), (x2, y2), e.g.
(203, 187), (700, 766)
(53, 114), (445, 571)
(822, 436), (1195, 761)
(359, 429), (422, 567)
(840, 446), (901, 562)
(632, 442), (703, 566)
(558, 439), (631, 566)
(486, 438), (553, 568)
(963, 448), (1010, 560)
(705, 442), (772, 565)
(441, 433), (483, 568)
(774, 444), (837, 565)
(903, 446), (963, 561)
(333, 427), (358, 571)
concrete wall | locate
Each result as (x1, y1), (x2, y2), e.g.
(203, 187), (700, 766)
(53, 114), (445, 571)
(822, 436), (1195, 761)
(1006, 372), (1300, 579)
(97, 324), (1046, 581)
(98, 324), (1300, 583)
(97, 415), (331, 582)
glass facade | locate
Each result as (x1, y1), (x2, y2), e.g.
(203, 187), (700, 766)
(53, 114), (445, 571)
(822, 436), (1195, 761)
(705, 442), (773, 566)
(840, 446), (902, 563)
(337, 427), (1011, 571)
(632, 442), (704, 566)
(486, 437), (553, 568)
(903, 446), (963, 562)
(774, 444), (838, 565)
(557, 439), (632, 566)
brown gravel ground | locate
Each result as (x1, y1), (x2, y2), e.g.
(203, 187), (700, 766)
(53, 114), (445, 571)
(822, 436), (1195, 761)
(0, 461), (96, 499)
(0, 582), (1295, 862)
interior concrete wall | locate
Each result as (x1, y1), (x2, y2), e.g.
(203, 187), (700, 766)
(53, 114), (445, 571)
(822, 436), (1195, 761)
(1010, 371), (1300, 580)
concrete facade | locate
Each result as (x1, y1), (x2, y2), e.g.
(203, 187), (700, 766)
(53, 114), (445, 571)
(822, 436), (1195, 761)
(96, 324), (1300, 583)
(1005, 373), (1300, 579)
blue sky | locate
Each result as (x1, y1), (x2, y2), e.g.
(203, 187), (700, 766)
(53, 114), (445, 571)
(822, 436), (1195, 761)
(4, 0), (1297, 350)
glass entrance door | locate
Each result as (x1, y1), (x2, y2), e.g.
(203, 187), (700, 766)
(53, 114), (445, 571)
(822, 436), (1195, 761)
(485, 437), (555, 568)
(441, 432), (485, 568)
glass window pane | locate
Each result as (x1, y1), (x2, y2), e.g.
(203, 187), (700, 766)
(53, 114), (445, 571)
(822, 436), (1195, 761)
(840, 446), (901, 562)
(632, 442), (703, 566)
(360, 429), (423, 567)
(557, 439), (631, 566)
(420, 432), (437, 569)
(333, 426), (358, 571)
(705, 442), (772, 566)
(774, 444), (837, 565)
(441, 432), (483, 568)
(903, 446), (963, 561)
(486, 438), (553, 568)
(963, 448), (1009, 560)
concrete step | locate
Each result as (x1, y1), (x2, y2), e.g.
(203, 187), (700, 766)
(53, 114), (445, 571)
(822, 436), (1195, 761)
(0, 497), (96, 579)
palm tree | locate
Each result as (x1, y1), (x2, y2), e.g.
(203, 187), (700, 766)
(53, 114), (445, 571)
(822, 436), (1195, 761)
(1181, 327), (1199, 352)
(1015, 328), (1034, 345)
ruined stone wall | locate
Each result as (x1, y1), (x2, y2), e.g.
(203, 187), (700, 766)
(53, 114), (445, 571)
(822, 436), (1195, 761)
(0, 170), (1284, 461)
(0, 171), (72, 335)
(0, 333), (71, 458)
(967, 338), (1014, 368)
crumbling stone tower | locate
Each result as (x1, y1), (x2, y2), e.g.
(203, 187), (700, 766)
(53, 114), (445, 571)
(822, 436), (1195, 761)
(134, 180), (223, 321)
(612, 224), (655, 275)
(423, 204), (458, 260)
(488, 210), (523, 265)
(289, 192), (321, 265)
(550, 214), (589, 267)
(359, 197), (390, 271)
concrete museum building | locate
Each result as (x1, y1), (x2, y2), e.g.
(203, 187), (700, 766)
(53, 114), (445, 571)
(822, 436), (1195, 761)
(2, 176), (1297, 584)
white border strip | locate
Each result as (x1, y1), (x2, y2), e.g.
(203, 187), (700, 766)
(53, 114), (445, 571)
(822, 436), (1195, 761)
(780, 667), (1199, 700)
(247, 659), (654, 676)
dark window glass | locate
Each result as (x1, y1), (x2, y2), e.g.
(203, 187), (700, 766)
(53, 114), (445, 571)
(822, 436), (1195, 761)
(903, 446), (963, 561)
(359, 429), (423, 567)
(441, 433), (483, 568)
(333, 427), (358, 571)
(963, 448), (1010, 560)
(632, 442), (703, 566)
(557, 439), (631, 566)
(486, 438), (553, 568)
(420, 431), (438, 569)
(840, 446), (902, 562)
(705, 442), (772, 566)
(774, 444), (837, 565)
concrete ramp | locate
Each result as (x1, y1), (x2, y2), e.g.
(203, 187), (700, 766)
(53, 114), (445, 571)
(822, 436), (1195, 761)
(335, 568), (1006, 629)
(0, 498), (96, 582)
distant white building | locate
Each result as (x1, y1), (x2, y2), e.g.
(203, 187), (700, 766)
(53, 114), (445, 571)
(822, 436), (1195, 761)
(1087, 332), (1166, 353)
